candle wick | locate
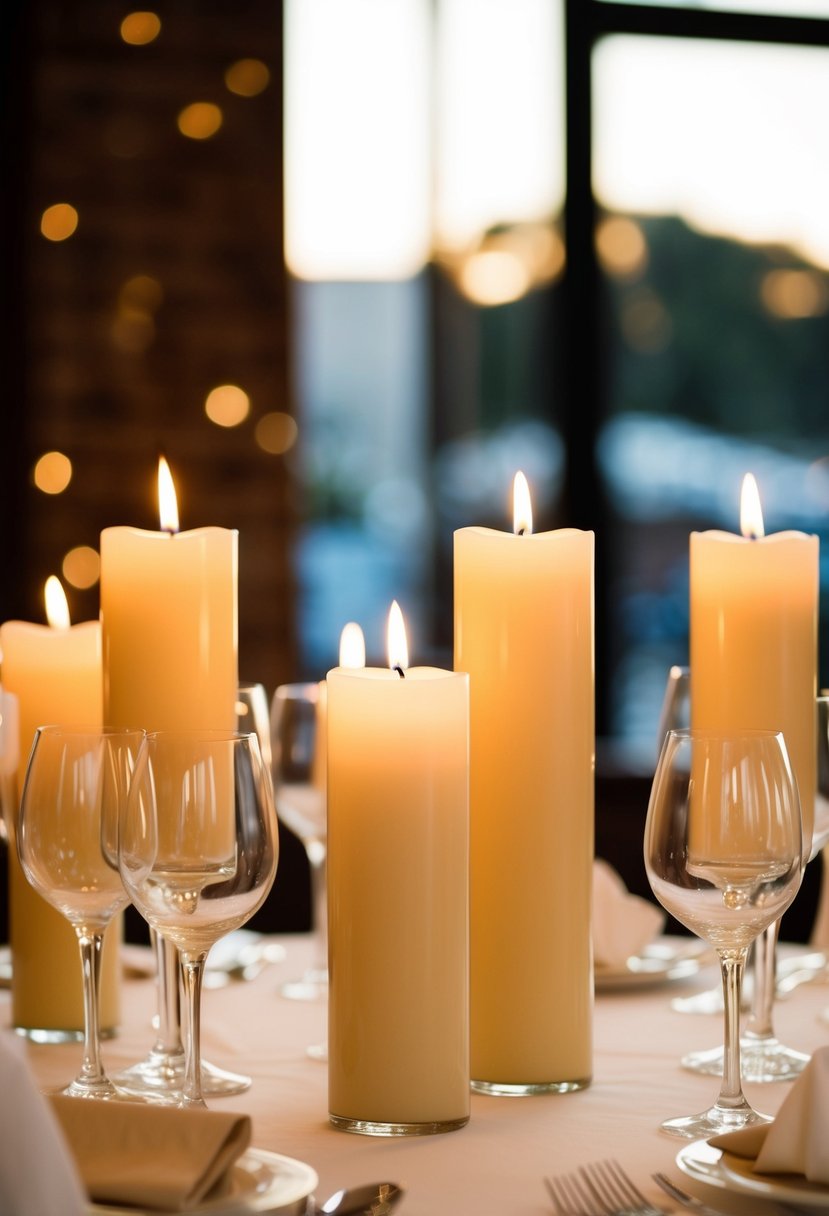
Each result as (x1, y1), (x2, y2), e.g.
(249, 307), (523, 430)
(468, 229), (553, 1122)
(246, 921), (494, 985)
(517, 527), (526, 537)
(393, 665), (406, 679)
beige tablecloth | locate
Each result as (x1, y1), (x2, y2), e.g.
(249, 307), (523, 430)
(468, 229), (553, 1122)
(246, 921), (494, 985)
(8, 936), (829, 1215)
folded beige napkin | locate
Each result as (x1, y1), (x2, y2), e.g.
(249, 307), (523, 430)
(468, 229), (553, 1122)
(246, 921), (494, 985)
(592, 858), (665, 967)
(710, 1046), (829, 1184)
(48, 1095), (252, 1211)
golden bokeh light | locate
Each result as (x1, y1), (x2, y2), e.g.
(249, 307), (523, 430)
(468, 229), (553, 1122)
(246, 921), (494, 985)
(177, 103), (223, 140)
(62, 546), (101, 591)
(225, 58), (271, 98)
(33, 451), (73, 495)
(40, 203), (79, 242)
(620, 287), (672, 353)
(120, 11), (161, 46)
(119, 274), (164, 313)
(459, 250), (531, 307)
(205, 385), (250, 428)
(110, 310), (155, 354)
(760, 269), (829, 319)
(595, 216), (648, 279)
(254, 412), (298, 455)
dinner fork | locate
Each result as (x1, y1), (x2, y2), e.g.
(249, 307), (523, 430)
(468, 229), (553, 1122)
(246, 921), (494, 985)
(652, 1172), (732, 1216)
(544, 1160), (667, 1216)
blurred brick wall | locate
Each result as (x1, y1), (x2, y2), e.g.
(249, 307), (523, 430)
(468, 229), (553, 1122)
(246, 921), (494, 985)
(15, 0), (296, 696)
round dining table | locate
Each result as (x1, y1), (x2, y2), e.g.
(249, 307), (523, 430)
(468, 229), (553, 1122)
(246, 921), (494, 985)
(9, 934), (829, 1216)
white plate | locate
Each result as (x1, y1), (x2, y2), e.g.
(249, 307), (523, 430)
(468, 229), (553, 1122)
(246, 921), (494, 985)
(594, 937), (710, 992)
(677, 1137), (829, 1210)
(89, 1148), (318, 1216)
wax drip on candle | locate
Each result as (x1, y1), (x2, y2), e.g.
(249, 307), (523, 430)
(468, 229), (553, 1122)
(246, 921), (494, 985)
(740, 472), (764, 541)
(513, 470), (533, 537)
(387, 600), (408, 679)
(158, 456), (180, 535)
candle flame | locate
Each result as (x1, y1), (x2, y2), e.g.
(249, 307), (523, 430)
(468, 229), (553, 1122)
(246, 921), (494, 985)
(158, 456), (179, 533)
(387, 601), (409, 673)
(740, 472), (765, 539)
(513, 471), (533, 535)
(339, 621), (366, 669)
(44, 576), (71, 629)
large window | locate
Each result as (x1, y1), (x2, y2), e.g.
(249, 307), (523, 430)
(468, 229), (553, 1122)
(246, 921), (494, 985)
(284, 0), (829, 762)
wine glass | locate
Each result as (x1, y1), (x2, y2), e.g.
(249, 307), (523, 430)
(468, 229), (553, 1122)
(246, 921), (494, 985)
(644, 727), (802, 1139)
(114, 686), (274, 1101)
(237, 683), (273, 773)
(270, 682), (327, 1001)
(119, 730), (278, 1107)
(17, 725), (145, 1098)
(679, 693), (829, 1079)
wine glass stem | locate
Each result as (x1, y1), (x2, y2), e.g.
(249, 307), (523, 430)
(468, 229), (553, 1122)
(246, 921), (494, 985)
(745, 921), (778, 1041)
(180, 951), (208, 1107)
(154, 932), (184, 1056)
(75, 928), (106, 1085)
(718, 947), (749, 1108)
(307, 843), (327, 976)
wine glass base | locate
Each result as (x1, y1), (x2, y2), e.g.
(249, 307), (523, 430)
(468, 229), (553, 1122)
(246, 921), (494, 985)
(681, 1037), (811, 1081)
(681, 1044), (727, 1077)
(741, 1037), (810, 1081)
(201, 1059), (251, 1095)
(113, 1052), (251, 1097)
(59, 1075), (125, 1101)
(660, 1103), (772, 1140)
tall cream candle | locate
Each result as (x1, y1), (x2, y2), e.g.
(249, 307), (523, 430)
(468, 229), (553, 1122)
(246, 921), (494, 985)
(100, 459), (238, 734)
(327, 604), (469, 1134)
(454, 473), (594, 1093)
(690, 474), (818, 849)
(0, 579), (120, 1035)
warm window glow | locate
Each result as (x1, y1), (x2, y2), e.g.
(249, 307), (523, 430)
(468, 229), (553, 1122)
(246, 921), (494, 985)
(45, 577), (71, 629)
(594, 37), (829, 271)
(205, 385), (250, 428)
(387, 601), (409, 672)
(740, 472), (765, 540)
(120, 11), (161, 45)
(225, 58), (271, 97)
(33, 451), (72, 495)
(158, 457), (179, 533)
(596, 216), (648, 279)
(513, 471), (533, 536)
(62, 546), (100, 591)
(285, 0), (431, 279)
(435, 0), (564, 251)
(254, 412), (298, 455)
(339, 622), (366, 668)
(177, 103), (223, 140)
(40, 203), (78, 242)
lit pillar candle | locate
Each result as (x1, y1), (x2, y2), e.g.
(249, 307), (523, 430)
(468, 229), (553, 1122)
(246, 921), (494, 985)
(0, 578), (120, 1035)
(100, 458), (238, 734)
(327, 603), (469, 1134)
(454, 472), (594, 1093)
(690, 473), (818, 848)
